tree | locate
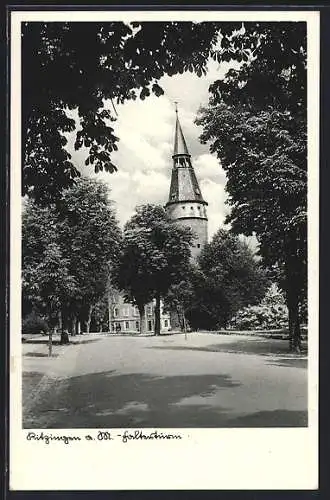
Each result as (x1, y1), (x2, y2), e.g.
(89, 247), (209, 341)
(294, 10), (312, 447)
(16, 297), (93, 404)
(22, 178), (122, 335)
(196, 22), (307, 351)
(163, 263), (202, 333)
(164, 276), (195, 333)
(114, 204), (193, 335)
(186, 229), (268, 330)
(57, 177), (122, 333)
(22, 21), (221, 204)
(22, 202), (77, 354)
(229, 284), (289, 331)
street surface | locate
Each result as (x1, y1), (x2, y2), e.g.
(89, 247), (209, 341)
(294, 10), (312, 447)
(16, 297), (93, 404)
(22, 332), (307, 428)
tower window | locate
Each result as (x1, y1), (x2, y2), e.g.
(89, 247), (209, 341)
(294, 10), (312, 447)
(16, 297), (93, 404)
(190, 206), (194, 210)
(197, 244), (201, 248)
(197, 206), (200, 210)
(182, 206), (185, 209)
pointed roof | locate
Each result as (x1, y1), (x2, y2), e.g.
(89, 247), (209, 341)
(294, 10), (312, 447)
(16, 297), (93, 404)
(173, 111), (190, 157)
(166, 106), (207, 206)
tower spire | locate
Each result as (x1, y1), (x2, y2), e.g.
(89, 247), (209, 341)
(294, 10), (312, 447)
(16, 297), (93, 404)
(173, 105), (190, 157)
(165, 105), (208, 260)
(167, 107), (206, 205)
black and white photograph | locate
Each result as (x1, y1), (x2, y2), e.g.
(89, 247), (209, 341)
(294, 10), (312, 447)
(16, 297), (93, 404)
(9, 8), (319, 491)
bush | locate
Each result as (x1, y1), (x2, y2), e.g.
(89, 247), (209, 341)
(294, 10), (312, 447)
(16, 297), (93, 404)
(229, 284), (288, 330)
(22, 312), (48, 335)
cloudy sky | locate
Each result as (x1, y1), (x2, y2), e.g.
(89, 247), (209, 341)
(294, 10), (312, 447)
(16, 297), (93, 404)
(69, 58), (236, 240)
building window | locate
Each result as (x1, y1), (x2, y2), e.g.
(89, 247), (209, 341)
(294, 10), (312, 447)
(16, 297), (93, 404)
(197, 244), (201, 248)
(197, 206), (200, 210)
(190, 206), (194, 210)
(135, 321), (140, 331)
(182, 206), (185, 209)
(125, 321), (130, 330)
(148, 320), (153, 331)
(123, 307), (129, 317)
(147, 305), (152, 315)
(164, 319), (168, 327)
(113, 307), (118, 317)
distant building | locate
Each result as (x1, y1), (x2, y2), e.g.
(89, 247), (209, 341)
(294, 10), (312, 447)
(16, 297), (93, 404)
(110, 106), (208, 333)
(109, 292), (171, 334)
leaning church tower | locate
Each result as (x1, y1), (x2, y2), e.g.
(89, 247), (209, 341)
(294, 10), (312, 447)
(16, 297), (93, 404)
(165, 107), (208, 260)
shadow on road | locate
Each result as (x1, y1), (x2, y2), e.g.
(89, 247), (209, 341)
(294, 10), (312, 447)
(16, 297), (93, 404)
(147, 339), (308, 363)
(22, 371), (45, 409)
(23, 369), (307, 429)
(229, 409), (307, 427)
(266, 358), (307, 369)
(23, 371), (242, 428)
(24, 352), (59, 358)
(23, 338), (101, 347)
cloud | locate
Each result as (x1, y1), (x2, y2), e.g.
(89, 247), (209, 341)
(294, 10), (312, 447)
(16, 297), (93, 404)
(66, 62), (231, 234)
(201, 178), (229, 239)
(193, 153), (226, 183)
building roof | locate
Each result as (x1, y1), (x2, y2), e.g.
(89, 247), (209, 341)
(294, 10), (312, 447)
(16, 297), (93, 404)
(173, 112), (190, 156)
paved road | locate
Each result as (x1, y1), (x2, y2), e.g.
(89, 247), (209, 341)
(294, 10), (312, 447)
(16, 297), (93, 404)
(22, 332), (307, 428)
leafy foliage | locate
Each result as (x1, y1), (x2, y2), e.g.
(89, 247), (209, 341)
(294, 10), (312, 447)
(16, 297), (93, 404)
(22, 311), (49, 336)
(22, 201), (77, 326)
(186, 229), (269, 330)
(22, 178), (121, 330)
(196, 22), (307, 350)
(163, 264), (199, 331)
(229, 284), (288, 330)
(114, 204), (193, 334)
(208, 22), (306, 112)
(58, 178), (122, 319)
(22, 21), (221, 203)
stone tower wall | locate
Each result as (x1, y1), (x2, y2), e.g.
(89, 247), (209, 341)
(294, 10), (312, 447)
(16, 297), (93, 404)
(166, 200), (207, 220)
(176, 217), (208, 261)
(167, 202), (208, 260)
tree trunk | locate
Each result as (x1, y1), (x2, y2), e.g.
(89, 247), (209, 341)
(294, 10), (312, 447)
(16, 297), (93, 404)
(138, 304), (147, 335)
(176, 306), (183, 331)
(86, 305), (93, 333)
(288, 299), (302, 353)
(58, 310), (63, 333)
(154, 293), (161, 336)
(283, 238), (304, 353)
(48, 329), (53, 357)
(182, 309), (187, 340)
(71, 315), (76, 336)
(182, 310), (187, 340)
(108, 293), (113, 333)
(170, 307), (182, 331)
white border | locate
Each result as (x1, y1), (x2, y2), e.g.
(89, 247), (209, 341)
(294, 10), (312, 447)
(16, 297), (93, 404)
(10, 10), (319, 491)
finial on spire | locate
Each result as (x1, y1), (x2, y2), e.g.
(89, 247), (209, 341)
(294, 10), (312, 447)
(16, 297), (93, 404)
(174, 101), (178, 114)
